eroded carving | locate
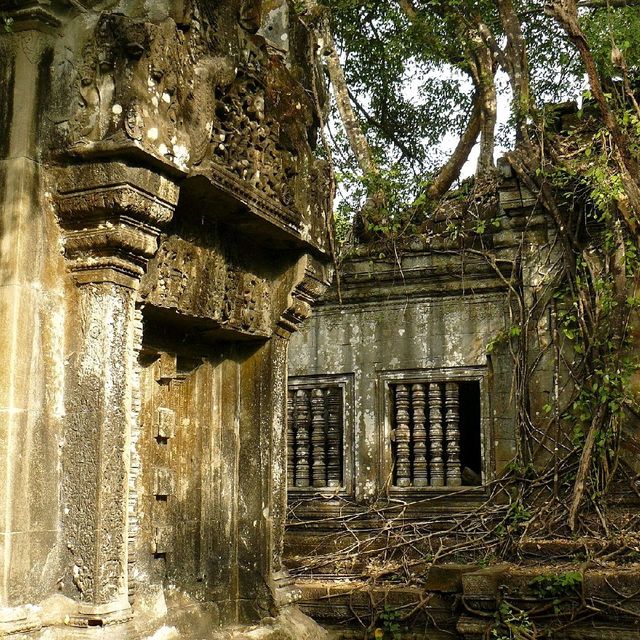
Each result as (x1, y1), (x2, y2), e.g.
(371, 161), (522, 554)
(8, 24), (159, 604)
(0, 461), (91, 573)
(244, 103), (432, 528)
(58, 7), (330, 240)
(141, 229), (272, 337)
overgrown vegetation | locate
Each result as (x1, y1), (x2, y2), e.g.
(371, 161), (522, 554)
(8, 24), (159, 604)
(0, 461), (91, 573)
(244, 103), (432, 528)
(289, 0), (640, 635)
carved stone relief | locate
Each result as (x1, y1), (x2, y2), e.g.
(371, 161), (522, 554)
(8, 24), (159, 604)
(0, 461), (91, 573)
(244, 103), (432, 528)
(58, 6), (330, 236)
(140, 228), (272, 337)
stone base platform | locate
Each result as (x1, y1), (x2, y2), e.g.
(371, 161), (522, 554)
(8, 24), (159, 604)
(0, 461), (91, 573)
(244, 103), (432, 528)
(2, 597), (326, 640)
(293, 562), (640, 639)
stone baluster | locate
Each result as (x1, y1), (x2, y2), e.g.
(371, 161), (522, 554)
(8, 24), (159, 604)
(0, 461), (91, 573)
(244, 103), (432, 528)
(428, 383), (445, 487)
(445, 382), (462, 486)
(311, 388), (327, 487)
(294, 389), (311, 487)
(394, 384), (412, 487)
(287, 391), (295, 488)
(411, 384), (429, 487)
(326, 387), (343, 487)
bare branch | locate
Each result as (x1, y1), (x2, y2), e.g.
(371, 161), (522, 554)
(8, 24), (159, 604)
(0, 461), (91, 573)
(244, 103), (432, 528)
(578, 0), (640, 7)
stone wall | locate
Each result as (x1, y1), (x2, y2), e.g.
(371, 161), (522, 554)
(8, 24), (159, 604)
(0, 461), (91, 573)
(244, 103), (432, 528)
(0, 1), (331, 636)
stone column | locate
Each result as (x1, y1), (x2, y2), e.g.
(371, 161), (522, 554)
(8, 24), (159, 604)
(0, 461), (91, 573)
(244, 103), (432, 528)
(271, 256), (331, 604)
(54, 162), (178, 626)
(0, 7), (63, 635)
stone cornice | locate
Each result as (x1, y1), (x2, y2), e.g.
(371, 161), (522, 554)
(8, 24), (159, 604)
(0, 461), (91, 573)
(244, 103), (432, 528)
(54, 162), (179, 288)
(0, 0), (94, 30)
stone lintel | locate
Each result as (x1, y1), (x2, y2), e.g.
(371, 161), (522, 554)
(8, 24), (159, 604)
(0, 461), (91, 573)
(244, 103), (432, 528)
(0, 1), (106, 30)
(181, 169), (330, 257)
(0, 2), (62, 31)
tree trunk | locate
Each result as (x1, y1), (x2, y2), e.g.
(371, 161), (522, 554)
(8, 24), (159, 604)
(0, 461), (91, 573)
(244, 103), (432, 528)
(467, 28), (497, 171)
(395, 1), (491, 192)
(496, 0), (532, 141)
(547, 0), (640, 238)
(427, 92), (483, 199)
(318, 16), (377, 175)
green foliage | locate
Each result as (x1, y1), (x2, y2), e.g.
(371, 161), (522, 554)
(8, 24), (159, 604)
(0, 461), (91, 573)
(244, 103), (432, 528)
(491, 602), (534, 640)
(495, 499), (531, 537)
(333, 207), (352, 244)
(486, 326), (522, 354)
(530, 571), (582, 600)
(317, 0), (619, 215)
(0, 14), (13, 32)
(373, 605), (406, 639)
(582, 6), (640, 82)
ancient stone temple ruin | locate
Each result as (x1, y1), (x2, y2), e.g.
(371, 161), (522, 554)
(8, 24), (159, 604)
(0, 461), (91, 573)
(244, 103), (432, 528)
(286, 166), (640, 637)
(0, 1), (332, 636)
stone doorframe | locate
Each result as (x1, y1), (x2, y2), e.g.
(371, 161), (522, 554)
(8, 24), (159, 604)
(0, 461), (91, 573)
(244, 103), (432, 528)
(54, 161), (180, 626)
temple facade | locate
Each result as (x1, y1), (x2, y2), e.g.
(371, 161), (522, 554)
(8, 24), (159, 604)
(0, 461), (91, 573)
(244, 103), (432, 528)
(286, 166), (640, 637)
(0, 1), (331, 637)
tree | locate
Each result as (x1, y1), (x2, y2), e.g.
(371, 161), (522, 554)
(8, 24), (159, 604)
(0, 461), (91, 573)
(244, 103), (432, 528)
(300, 0), (639, 216)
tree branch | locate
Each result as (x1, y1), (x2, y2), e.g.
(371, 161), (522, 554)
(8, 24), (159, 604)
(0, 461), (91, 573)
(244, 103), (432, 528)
(346, 87), (416, 162)
(546, 0), (640, 238)
(578, 0), (640, 7)
(301, 0), (377, 175)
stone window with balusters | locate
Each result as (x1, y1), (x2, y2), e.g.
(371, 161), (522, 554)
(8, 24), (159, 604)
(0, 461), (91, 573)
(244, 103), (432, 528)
(387, 378), (483, 488)
(287, 375), (354, 494)
(287, 370), (485, 497)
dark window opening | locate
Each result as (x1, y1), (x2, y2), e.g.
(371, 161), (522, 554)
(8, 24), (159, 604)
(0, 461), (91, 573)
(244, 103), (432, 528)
(459, 381), (482, 485)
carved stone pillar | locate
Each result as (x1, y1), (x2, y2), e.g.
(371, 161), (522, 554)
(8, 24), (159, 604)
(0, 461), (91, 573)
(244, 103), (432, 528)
(294, 389), (311, 488)
(326, 387), (343, 488)
(286, 391), (295, 488)
(271, 256), (332, 599)
(311, 388), (327, 487)
(411, 383), (429, 487)
(54, 162), (178, 626)
(428, 383), (445, 487)
(445, 382), (462, 486)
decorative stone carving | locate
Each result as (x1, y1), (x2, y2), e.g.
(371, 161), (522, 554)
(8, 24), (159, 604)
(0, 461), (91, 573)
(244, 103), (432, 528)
(311, 389), (327, 487)
(326, 388), (343, 488)
(153, 467), (174, 498)
(287, 393), (295, 488)
(294, 389), (311, 487)
(429, 383), (445, 487)
(445, 383), (462, 486)
(211, 72), (296, 207)
(0, 1), (332, 633)
(57, 6), (330, 244)
(155, 407), (176, 441)
(141, 229), (272, 337)
(54, 162), (179, 288)
(288, 383), (345, 490)
(393, 384), (411, 487)
(277, 256), (333, 339)
(411, 384), (429, 487)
